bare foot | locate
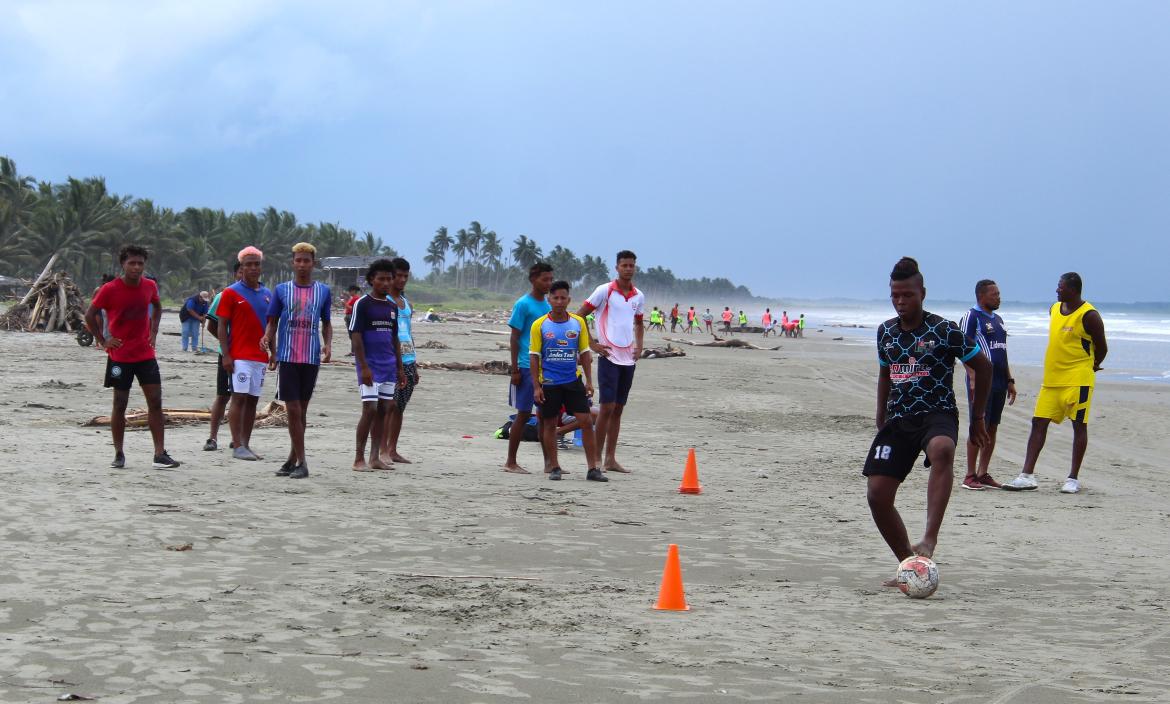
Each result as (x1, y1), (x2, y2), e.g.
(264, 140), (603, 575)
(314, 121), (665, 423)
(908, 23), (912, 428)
(370, 457), (392, 470)
(911, 540), (936, 559)
(353, 460), (376, 472)
(604, 460), (631, 474)
(503, 463), (531, 474)
(388, 452), (412, 464)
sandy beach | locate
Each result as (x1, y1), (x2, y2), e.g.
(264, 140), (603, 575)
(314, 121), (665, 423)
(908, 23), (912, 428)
(1, 314), (1168, 703)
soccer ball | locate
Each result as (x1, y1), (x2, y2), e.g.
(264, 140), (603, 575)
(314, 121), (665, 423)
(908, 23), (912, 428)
(896, 555), (939, 598)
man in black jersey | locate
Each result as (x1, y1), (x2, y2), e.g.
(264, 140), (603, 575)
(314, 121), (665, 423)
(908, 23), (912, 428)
(864, 257), (991, 584)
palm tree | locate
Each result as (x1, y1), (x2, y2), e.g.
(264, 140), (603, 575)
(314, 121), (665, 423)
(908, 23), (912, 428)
(480, 230), (503, 290)
(0, 157), (37, 275)
(464, 221), (486, 289)
(511, 235), (542, 271)
(452, 228), (472, 289)
(423, 240), (445, 278)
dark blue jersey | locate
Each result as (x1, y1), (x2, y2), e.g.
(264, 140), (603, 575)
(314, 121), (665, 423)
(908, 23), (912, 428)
(877, 312), (981, 420)
(959, 307), (1009, 391)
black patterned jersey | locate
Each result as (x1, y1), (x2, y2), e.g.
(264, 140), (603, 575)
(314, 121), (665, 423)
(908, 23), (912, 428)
(877, 312), (981, 420)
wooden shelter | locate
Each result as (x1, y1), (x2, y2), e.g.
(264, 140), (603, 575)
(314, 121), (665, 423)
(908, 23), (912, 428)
(319, 256), (381, 292)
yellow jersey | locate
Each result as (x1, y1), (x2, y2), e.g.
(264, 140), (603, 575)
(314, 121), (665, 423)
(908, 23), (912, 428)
(1042, 301), (1097, 387)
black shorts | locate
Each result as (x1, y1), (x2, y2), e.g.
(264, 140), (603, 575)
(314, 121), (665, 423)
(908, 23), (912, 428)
(105, 357), (161, 391)
(216, 355), (231, 397)
(539, 378), (592, 419)
(970, 389), (1009, 426)
(395, 362), (419, 411)
(597, 356), (636, 406)
(862, 412), (958, 482)
(277, 362), (320, 402)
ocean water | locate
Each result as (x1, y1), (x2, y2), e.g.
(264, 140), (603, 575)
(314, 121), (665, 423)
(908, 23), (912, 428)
(766, 301), (1169, 384)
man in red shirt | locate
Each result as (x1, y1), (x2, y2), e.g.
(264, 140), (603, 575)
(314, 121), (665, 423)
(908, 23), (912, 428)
(215, 246), (273, 461)
(84, 245), (180, 470)
(343, 285), (361, 356)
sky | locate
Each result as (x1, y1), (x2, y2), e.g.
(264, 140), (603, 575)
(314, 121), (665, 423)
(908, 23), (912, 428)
(2, 0), (1168, 303)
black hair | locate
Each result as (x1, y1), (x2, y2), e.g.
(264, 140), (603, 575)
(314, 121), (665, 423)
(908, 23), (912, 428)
(119, 244), (149, 263)
(1060, 272), (1082, 294)
(616, 249), (637, 264)
(391, 257), (411, 273)
(232, 261), (242, 274)
(529, 261), (553, 279)
(975, 279), (997, 297)
(347, 284), (360, 293)
(549, 280), (570, 295)
(366, 258), (396, 284)
(100, 273), (115, 284)
(890, 257), (923, 285)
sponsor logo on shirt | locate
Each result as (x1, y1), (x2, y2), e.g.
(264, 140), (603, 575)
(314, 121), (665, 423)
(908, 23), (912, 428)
(566, 331), (578, 339)
(556, 339), (569, 346)
(544, 332), (556, 339)
(890, 356), (930, 382)
(914, 340), (937, 355)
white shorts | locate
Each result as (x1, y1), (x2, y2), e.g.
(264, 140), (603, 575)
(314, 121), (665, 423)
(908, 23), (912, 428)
(359, 381), (397, 403)
(232, 359), (267, 397)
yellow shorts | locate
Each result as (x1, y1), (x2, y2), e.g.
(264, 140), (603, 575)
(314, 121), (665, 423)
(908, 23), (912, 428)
(1034, 385), (1093, 424)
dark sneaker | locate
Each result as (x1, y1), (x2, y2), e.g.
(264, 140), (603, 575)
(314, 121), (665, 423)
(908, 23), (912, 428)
(275, 461), (294, 477)
(203, 438), (218, 451)
(110, 453), (126, 469)
(978, 473), (1002, 489)
(288, 463), (309, 479)
(152, 451), (180, 469)
(586, 468), (609, 482)
(961, 474), (985, 491)
(548, 467), (563, 481)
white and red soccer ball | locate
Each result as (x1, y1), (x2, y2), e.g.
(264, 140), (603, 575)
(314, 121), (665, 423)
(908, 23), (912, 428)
(896, 555), (939, 598)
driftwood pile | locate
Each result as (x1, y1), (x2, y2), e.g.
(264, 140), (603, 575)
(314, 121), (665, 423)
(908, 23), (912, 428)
(0, 271), (87, 333)
(641, 344), (685, 359)
(84, 400), (289, 430)
(417, 360), (511, 375)
(664, 336), (779, 351)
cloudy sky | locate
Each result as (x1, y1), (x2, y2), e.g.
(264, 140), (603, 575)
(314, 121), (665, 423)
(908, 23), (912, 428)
(2, 1), (1168, 302)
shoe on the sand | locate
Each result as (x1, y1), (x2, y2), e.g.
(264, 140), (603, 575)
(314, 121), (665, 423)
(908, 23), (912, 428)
(586, 468), (609, 482)
(233, 446), (259, 461)
(152, 451), (180, 469)
(275, 461), (294, 477)
(978, 473), (1002, 489)
(203, 438), (218, 451)
(288, 463), (309, 479)
(1060, 477), (1081, 494)
(110, 453), (126, 469)
(961, 474), (984, 491)
(548, 467), (563, 481)
(1001, 473), (1038, 491)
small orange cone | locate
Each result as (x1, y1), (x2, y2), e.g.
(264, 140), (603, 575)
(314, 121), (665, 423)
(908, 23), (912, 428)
(678, 448), (701, 494)
(653, 544), (690, 611)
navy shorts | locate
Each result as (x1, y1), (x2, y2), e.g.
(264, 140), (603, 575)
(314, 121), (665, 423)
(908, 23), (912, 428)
(597, 356), (636, 406)
(509, 367), (536, 413)
(105, 357), (161, 391)
(969, 389), (1008, 426)
(862, 412), (958, 482)
(277, 362), (319, 402)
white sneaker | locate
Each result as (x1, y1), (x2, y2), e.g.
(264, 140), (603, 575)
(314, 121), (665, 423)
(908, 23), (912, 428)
(1060, 478), (1081, 494)
(1001, 473), (1038, 491)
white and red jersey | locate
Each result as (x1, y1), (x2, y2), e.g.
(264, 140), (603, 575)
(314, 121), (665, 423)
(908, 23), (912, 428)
(582, 280), (645, 366)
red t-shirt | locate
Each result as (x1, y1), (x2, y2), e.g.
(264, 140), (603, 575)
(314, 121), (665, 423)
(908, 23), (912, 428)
(91, 277), (160, 363)
(214, 283), (272, 363)
(345, 294), (360, 316)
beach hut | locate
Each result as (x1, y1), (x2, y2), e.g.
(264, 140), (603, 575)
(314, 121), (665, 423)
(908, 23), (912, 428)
(319, 256), (381, 292)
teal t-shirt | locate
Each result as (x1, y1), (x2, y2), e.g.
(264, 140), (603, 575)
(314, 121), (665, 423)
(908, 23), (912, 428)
(508, 293), (551, 369)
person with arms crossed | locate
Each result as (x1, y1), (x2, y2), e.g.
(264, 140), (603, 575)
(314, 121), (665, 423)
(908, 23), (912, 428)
(578, 250), (645, 474)
(504, 262), (554, 474)
(202, 263), (241, 451)
(1003, 272), (1107, 494)
(265, 243), (332, 479)
(958, 279), (1016, 490)
(381, 257), (420, 464)
(349, 258), (405, 472)
(85, 245), (180, 470)
(215, 246), (273, 462)
(531, 280), (605, 482)
(863, 257), (991, 582)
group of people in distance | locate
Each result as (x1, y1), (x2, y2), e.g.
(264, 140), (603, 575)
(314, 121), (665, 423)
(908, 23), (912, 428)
(645, 305), (806, 338)
(863, 256), (1107, 584)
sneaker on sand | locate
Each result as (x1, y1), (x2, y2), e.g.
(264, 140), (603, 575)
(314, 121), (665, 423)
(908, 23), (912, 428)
(586, 468), (609, 482)
(288, 463), (309, 479)
(1060, 477), (1081, 494)
(557, 437), (570, 450)
(978, 473), (1002, 489)
(961, 474), (985, 491)
(203, 438), (218, 451)
(1001, 473), (1038, 491)
(548, 467), (563, 481)
(110, 453), (126, 469)
(152, 451), (180, 469)
(233, 446), (260, 461)
(275, 460), (294, 477)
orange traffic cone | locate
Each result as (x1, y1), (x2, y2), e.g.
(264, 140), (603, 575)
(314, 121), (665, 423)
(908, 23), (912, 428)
(678, 448), (701, 494)
(653, 544), (690, 611)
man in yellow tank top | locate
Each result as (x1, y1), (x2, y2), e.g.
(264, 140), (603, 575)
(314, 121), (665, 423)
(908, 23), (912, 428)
(1003, 273), (1108, 494)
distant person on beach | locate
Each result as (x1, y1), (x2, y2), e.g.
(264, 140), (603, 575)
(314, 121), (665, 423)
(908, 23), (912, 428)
(504, 262), (554, 474)
(343, 285), (361, 356)
(797, 313), (805, 337)
(202, 262), (241, 451)
(737, 310), (748, 332)
(721, 307), (733, 333)
(685, 306), (696, 334)
(780, 310), (790, 336)
(958, 279), (1016, 490)
(690, 314), (702, 333)
(702, 308), (714, 333)
(761, 308), (773, 337)
(863, 256), (990, 582)
(1003, 272), (1108, 494)
(670, 303), (680, 333)
(348, 258), (405, 472)
(180, 290), (210, 353)
(381, 257), (419, 464)
(265, 243), (332, 479)
(531, 280), (604, 482)
(214, 246), (273, 462)
(579, 249), (644, 474)
(84, 244), (180, 470)
(647, 306), (665, 332)
(90, 273), (115, 350)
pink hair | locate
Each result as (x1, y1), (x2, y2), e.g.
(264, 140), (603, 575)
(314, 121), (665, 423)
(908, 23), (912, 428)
(237, 246), (264, 262)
